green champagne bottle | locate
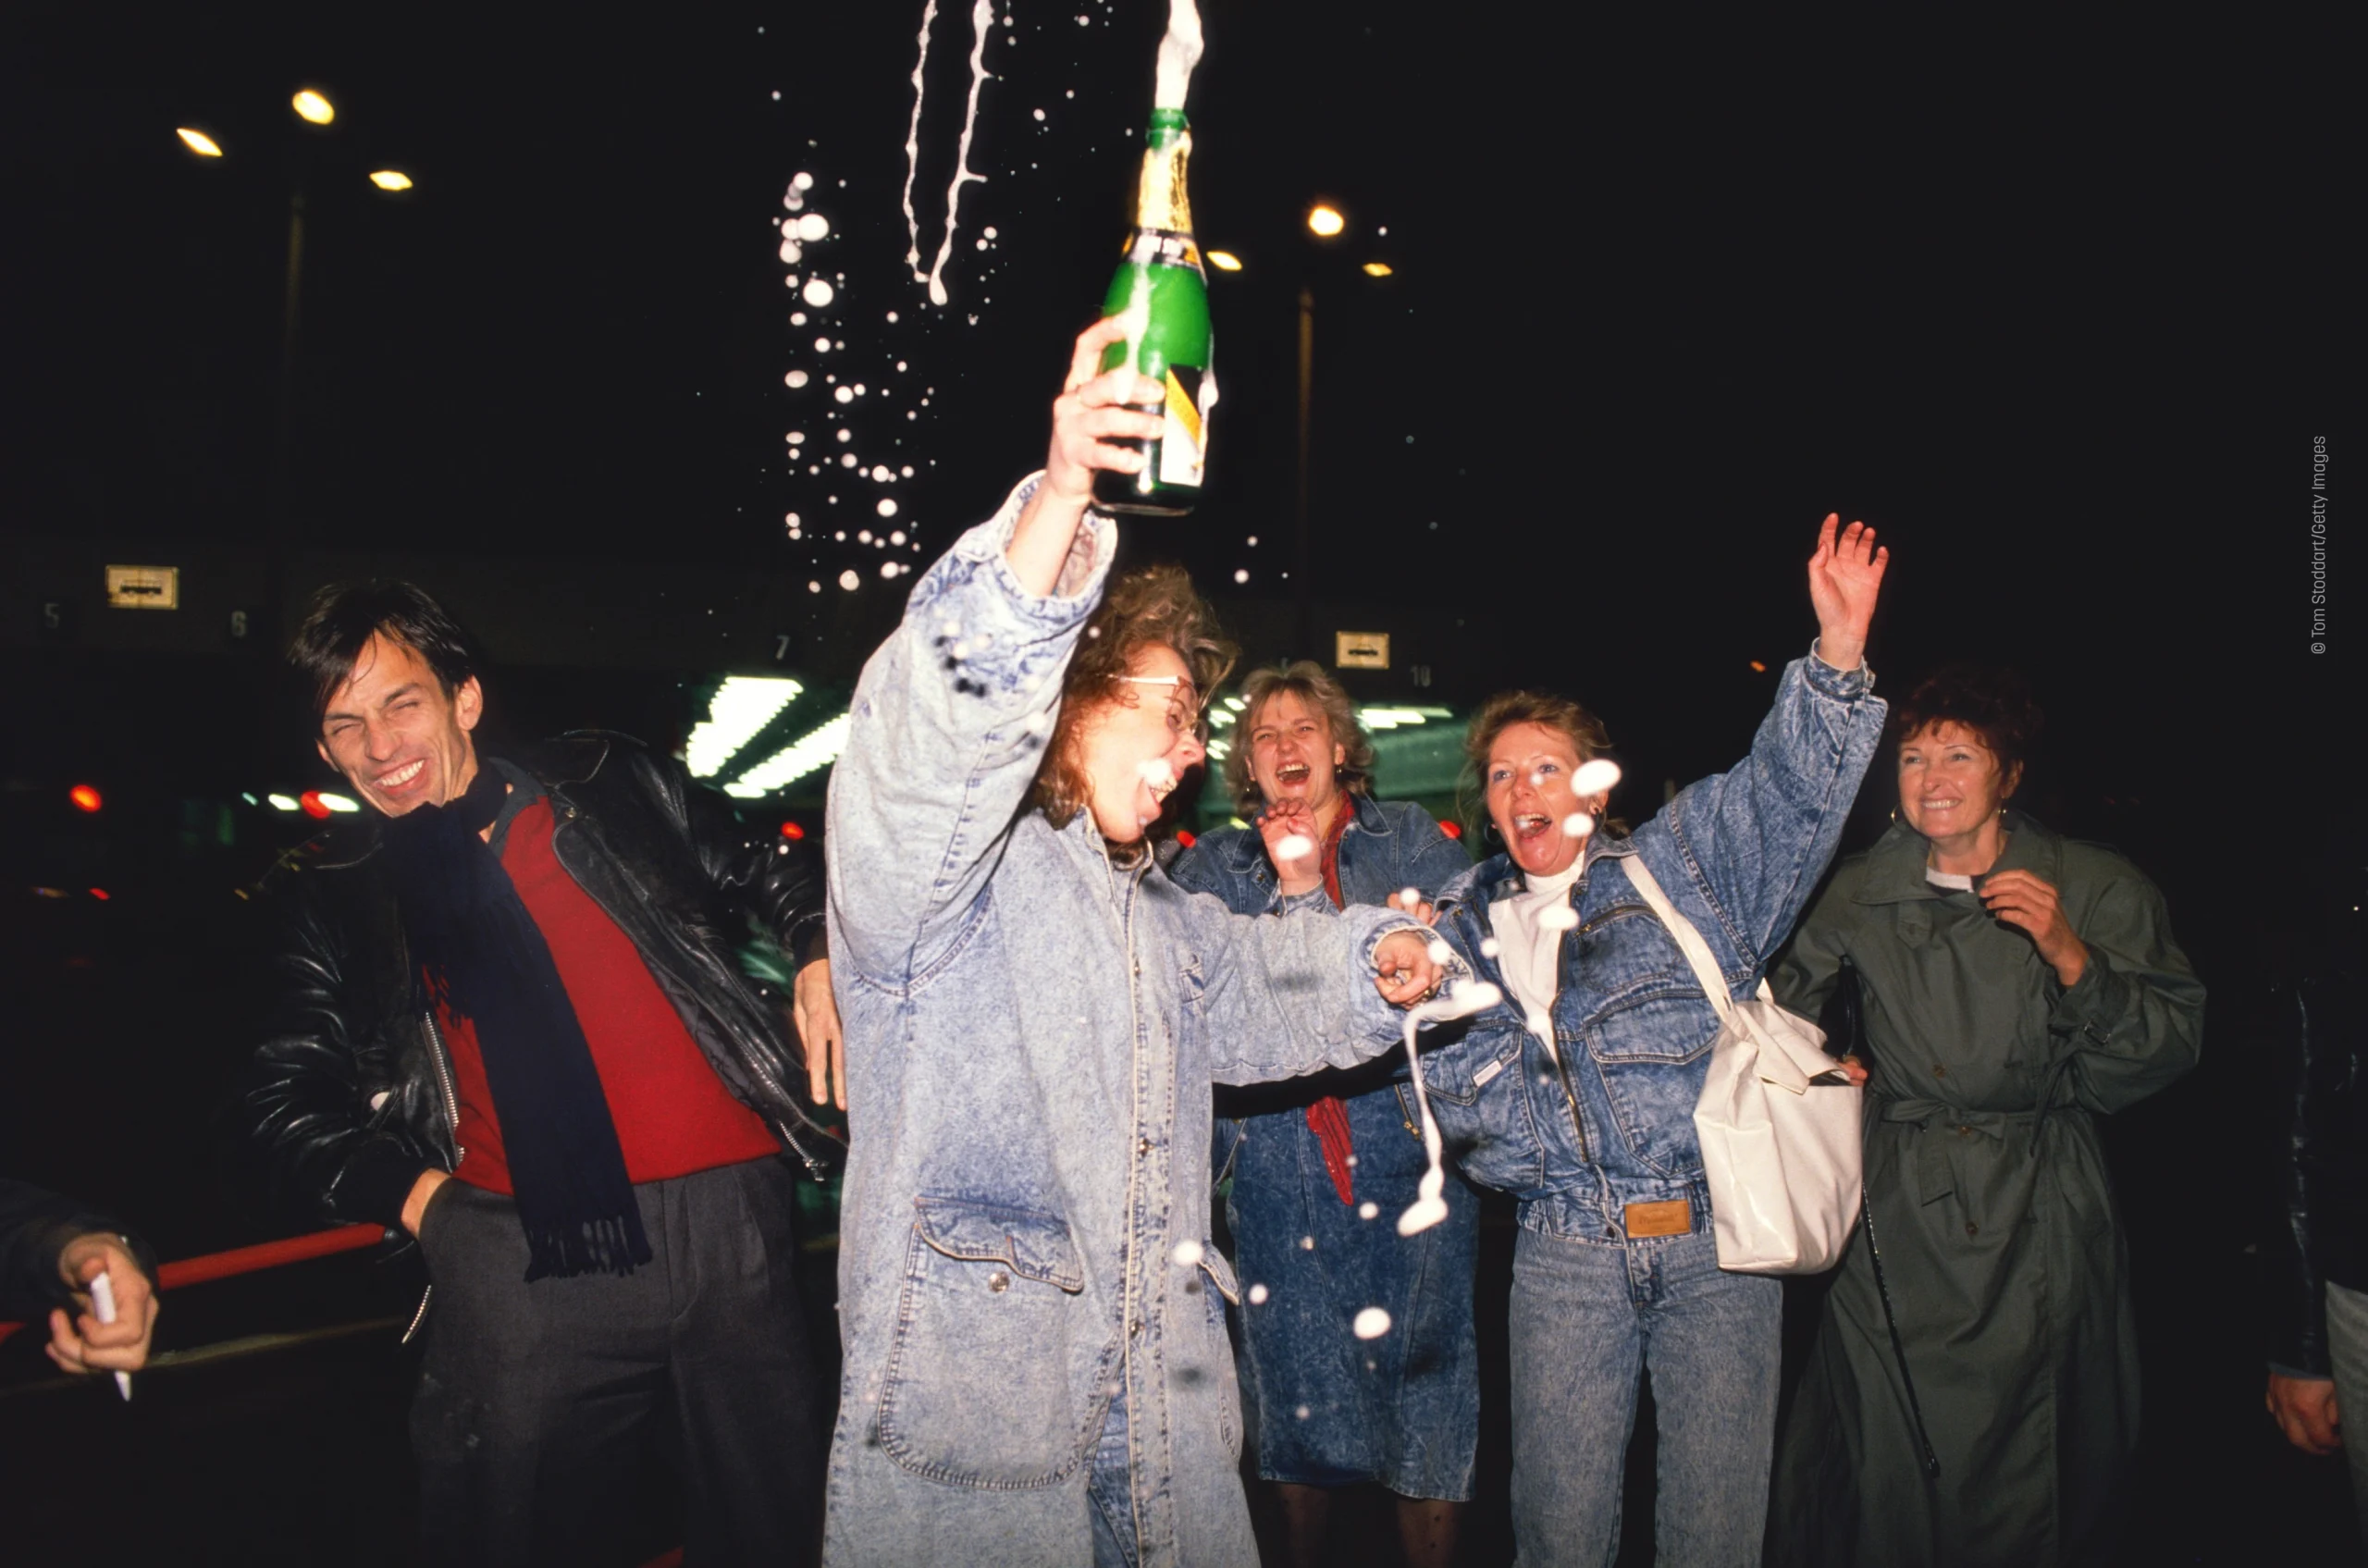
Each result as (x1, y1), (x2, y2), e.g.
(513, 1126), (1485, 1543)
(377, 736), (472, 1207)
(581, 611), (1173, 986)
(1092, 106), (1213, 517)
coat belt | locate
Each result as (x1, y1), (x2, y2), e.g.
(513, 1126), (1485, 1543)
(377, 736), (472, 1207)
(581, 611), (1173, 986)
(1873, 1096), (2063, 1227)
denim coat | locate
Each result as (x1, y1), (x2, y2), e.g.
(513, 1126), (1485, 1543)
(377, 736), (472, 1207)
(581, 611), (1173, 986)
(1418, 651), (1885, 1242)
(1171, 796), (1482, 1498)
(821, 476), (1426, 1568)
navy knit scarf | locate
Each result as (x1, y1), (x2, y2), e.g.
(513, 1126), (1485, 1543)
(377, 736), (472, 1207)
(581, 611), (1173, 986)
(383, 765), (651, 1280)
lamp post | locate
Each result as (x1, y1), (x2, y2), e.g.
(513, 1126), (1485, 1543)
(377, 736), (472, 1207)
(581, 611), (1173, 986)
(173, 92), (415, 603)
(174, 92), (416, 561)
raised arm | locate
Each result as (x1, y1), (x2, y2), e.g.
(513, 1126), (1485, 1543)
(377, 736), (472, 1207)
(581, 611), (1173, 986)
(825, 323), (1165, 982)
(1659, 515), (1890, 962)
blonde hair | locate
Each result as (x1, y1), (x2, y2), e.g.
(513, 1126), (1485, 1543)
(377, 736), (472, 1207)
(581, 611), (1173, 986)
(1220, 661), (1375, 813)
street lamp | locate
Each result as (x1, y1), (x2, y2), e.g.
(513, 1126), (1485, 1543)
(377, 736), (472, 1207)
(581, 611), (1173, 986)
(290, 90), (336, 126)
(1205, 249), (1243, 272)
(1306, 203), (1346, 238)
(176, 128), (224, 157)
(368, 170), (414, 191)
(1361, 262), (1393, 278)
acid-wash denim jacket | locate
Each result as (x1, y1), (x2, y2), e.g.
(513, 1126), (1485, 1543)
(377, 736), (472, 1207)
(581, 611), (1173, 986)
(821, 475), (1428, 1568)
(1170, 795), (1472, 920)
(1419, 649), (1884, 1244)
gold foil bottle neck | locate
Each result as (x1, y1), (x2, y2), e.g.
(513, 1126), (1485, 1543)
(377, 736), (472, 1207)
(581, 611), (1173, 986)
(1135, 128), (1194, 236)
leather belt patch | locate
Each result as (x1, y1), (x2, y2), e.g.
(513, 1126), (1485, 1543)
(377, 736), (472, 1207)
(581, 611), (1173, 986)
(1623, 1200), (1691, 1239)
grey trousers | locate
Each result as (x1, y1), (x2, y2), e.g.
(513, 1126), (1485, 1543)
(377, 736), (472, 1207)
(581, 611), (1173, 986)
(2328, 1279), (2368, 1549)
(411, 1158), (823, 1567)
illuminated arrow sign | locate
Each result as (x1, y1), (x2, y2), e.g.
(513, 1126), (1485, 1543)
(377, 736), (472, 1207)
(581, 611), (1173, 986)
(1335, 630), (1390, 670)
(105, 565), (180, 610)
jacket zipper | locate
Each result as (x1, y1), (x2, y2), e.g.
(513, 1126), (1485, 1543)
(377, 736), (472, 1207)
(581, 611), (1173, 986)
(1544, 878), (1593, 1166)
(404, 1011), (466, 1347)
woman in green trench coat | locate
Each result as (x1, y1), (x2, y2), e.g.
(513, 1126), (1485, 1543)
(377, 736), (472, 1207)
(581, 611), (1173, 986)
(1768, 667), (2204, 1568)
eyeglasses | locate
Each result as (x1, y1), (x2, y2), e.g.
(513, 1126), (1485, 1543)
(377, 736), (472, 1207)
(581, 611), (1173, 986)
(1117, 675), (1207, 737)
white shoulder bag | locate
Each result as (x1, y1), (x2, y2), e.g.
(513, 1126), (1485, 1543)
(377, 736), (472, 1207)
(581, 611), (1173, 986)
(1617, 857), (1863, 1275)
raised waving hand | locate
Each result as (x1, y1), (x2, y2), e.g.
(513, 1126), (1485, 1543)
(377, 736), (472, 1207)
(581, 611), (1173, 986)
(1807, 513), (1888, 671)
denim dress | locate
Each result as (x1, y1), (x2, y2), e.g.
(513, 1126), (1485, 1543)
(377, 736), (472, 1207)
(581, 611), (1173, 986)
(821, 476), (1431, 1568)
(1417, 649), (1884, 1564)
(1170, 796), (1482, 1500)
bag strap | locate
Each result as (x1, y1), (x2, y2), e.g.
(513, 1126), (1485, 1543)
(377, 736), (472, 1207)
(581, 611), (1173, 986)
(1615, 856), (1737, 1022)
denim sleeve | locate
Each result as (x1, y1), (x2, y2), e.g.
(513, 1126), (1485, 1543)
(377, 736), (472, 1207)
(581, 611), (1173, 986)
(1189, 894), (1428, 1085)
(1660, 647), (1886, 965)
(824, 474), (1115, 981)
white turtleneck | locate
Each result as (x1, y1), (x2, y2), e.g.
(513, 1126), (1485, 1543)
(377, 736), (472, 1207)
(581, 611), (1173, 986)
(1487, 858), (1586, 1018)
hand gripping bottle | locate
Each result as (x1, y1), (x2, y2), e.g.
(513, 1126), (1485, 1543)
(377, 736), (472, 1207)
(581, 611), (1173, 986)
(1092, 107), (1213, 517)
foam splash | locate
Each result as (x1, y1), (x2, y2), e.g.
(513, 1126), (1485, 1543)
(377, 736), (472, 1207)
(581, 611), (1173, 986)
(901, 0), (996, 307)
(1351, 1306), (1392, 1340)
(1153, 0), (1204, 110)
(1572, 759), (1622, 797)
(1396, 979), (1503, 1235)
(1273, 833), (1315, 860)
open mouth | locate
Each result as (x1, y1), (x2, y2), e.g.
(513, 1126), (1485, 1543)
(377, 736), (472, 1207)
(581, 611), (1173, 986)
(1512, 812), (1553, 844)
(1136, 759), (1178, 825)
(1275, 762), (1312, 787)
(375, 759), (427, 792)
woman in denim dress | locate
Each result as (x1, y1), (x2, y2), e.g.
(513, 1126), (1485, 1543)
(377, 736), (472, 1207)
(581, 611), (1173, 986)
(821, 320), (1451, 1568)
(1170, 663), (1478, 1567)
(1415, 517), (1889, 1565)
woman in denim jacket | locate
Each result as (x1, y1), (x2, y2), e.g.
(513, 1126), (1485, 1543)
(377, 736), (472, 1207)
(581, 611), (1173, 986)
(820, 321), (1449, 1568)
(1416, 517), (1889, 1565)
(1169, 663), (1478, 1567)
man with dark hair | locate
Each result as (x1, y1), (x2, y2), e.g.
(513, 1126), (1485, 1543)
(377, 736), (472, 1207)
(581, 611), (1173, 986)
(235, 580), (841, 1565)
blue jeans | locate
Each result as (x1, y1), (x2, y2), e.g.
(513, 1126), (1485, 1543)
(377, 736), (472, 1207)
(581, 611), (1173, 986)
(1087, 1385), (1140, 1568)
(1509, 1225), (1780, 1567)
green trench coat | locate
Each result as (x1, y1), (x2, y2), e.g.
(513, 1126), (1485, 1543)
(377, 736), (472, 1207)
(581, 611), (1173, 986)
(1766, 814), (2204, 1568)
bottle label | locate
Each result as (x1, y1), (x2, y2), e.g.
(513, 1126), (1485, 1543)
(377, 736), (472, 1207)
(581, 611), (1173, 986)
(1159, 364), (1205, 488)
(1122, 229), (1204, 276)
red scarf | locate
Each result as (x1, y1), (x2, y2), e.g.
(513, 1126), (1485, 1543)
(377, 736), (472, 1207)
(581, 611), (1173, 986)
(1307, 801), (1359, 1205)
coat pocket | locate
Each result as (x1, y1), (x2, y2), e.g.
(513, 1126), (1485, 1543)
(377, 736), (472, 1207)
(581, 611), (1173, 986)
(876, 1196), (1095, 1489)
(1587, 992), (1720, 1176)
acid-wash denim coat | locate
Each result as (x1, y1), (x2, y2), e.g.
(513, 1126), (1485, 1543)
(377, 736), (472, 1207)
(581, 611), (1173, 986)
(821, 475), (1427, 1568)
(1419, 650), (1885, 1243)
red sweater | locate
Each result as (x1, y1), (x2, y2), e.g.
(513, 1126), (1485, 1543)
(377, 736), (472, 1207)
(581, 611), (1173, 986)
(437, 799), (780, 1193)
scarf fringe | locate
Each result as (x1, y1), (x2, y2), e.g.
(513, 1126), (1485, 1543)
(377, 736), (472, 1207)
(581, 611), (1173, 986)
(522, 1211), (655, 1281)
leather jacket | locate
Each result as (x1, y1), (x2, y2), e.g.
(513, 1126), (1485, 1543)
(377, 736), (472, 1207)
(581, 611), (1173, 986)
(232, 732), (840, 1234)
(2266, 957), (2368, 1378)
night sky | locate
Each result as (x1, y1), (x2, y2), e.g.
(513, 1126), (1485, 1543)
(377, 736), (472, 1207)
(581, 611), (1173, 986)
(1, 5), (2342, 805)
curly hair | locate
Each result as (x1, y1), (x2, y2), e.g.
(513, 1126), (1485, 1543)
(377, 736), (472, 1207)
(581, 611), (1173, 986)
(1891, 663), (2044, 785)
(1460, 689), (1629, 837)
(1219, 661), (1375, 813)
(1029, 563), (1238, 830)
